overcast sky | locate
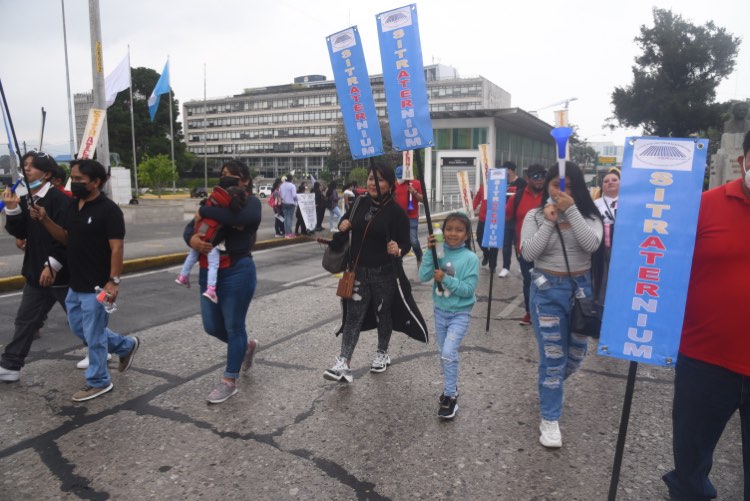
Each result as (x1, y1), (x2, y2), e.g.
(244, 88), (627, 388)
(1, 0), (747, 157)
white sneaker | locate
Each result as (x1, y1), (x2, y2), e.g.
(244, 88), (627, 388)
(498, 268), (510, 278)
(539, 419), (562, 448)
(76, 353), (113, 369)
(0, 366), (20, 382)
(323, 356), (353, 383)
(370, 350), (391, 373)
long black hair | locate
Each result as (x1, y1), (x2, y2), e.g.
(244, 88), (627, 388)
(222, 160), (252, 193)
(541, 161), (599, 220)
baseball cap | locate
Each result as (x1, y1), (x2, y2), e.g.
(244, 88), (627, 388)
(526, 164), (546, 177)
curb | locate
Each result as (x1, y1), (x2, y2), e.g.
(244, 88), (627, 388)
(0, 235), (314, 293)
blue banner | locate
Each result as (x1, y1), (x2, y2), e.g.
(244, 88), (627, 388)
(482, 168), (507, 249)
(376, 4), (434, 151)
(327, 27), (383, 159)
(598, 137), (708, 367)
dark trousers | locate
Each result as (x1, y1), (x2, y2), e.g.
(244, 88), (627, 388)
(662, 355), (750, 501)
(274, 210), (285, 236)
(315, 205), (325, 230)
(295, 207), (307, 234)
(517, 252), (533, 314)
(0, 284), (69, 370)
(475, 220), (498, 268)
(502, 224), (514, 270)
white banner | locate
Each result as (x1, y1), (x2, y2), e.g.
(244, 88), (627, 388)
(456, 170), (475, 219)
(478, 144), (492, 200)
(297, 193), (317, 230)
(78, 108), (106, 160)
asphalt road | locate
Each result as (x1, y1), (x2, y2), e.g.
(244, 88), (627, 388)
(0, 236), (744, 500)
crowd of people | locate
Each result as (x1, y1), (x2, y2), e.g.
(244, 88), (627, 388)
(1, 130), (749, 498)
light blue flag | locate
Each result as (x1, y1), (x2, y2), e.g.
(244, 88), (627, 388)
(148, 60), (170, 122)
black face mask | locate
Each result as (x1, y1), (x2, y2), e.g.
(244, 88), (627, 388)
(219, 176), (240, 189)
(70, 182), (91, 199)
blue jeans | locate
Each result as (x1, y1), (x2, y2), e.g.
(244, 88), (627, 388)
(182, 248), (220, 287)
(409, 218), (423, 260)
(328, 205), (342, 230)
(66, 289), (135, 388)
(434, 308), (471, 398)
(200, 256), (256, 379)
(663, 355), (750, 501)
(281, 203), (296, 235)
(530, 271), (591, 421)
(517, 253), (534, 313)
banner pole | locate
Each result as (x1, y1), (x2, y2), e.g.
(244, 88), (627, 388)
(607, 360), (639, 501)
(415, 149), (443, 293)
(0, 78), (35, 207)
(485, 271), (494, 332)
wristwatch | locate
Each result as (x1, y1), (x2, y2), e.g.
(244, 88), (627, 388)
(108, 276), (121, 285)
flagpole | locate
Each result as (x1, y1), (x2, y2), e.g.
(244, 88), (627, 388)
(203, 63), (208, 191)
(61, 0), (77, 157)
(128, 45), (138, 198)
(167, 57), (176, 190)
(88, 0), (110, 178)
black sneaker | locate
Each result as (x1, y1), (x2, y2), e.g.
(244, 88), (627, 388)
(481, 255), (489, 266)
(438, 394), (459, 419)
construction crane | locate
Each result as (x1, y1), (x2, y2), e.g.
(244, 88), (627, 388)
(528, 97), (578, 117)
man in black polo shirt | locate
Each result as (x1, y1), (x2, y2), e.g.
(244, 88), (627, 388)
(31, 159), (140, 402)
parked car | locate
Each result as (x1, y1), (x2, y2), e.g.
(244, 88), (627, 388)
(257, 184), (272, 197)
(191, 186), (208, 198)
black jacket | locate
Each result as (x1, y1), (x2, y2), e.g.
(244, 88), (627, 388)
(5, 185), (71, 287)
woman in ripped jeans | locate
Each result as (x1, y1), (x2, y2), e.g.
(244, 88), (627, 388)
(520, 162), (603, 449)
(323, 165), (411, 383)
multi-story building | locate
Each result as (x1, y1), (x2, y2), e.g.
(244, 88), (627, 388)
(73, 91), (94, 147)
(182, 64), (514, 178)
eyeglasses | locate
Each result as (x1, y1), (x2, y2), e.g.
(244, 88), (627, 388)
(529, 173), (545, 180)
(28, 150), (50, 159)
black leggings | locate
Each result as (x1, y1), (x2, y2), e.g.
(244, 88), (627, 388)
(339, 266), (396, 361)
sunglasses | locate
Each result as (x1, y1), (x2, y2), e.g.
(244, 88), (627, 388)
(28, 150), (50, 159)
(529, 172), (545, 180)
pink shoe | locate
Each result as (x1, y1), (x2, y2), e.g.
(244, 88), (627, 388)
(202, 286), (218, 303)
(285, 234), (295, 239)
(175, 275), (190, 288)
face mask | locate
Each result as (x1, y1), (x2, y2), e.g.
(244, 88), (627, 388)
(70, 182), (90, 199)
(219, 176), (239, 189)
(24, 179), (43, 190)
(745, 165), (750, 190)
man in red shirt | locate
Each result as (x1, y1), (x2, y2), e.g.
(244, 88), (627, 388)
(505, 164), (546, 326)
(394, 165), (424, 266)
(663, 130), (750, 501)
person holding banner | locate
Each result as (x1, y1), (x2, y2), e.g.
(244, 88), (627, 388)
(519, 162), (603, 448)
(499, 161), (526, 278)
(323, 165), (412, 382)
(662, 131), (750, 501)
(295, 182), (310, 235)
(394, 165), (424, 268)
(312, 181), (326, 232)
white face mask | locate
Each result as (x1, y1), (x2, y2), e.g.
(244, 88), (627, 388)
(745, 167), (750, 190)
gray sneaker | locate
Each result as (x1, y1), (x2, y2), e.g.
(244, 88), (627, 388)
(207, 380), (238, 404)
(323, 356), (353, 383)
(118, 336), (140, 373)
(0, 365), (20, 382)
(241, 339), (258, 372)
(72, 383), (114, 402)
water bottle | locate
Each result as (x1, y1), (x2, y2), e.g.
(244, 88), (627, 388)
(433, 223), (444, 259)
(530, 268), (551, 291)
(443, 262), (455, 298)
(94, 286), (118, 314)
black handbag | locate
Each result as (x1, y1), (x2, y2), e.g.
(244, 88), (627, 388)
(556, 225), (603, 338)
(321, 196), (362, 274)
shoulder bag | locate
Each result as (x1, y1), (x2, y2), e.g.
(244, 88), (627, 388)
(555, 224), (603, 338)
(322, 196), (362, 274)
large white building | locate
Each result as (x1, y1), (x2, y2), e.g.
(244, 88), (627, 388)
(182, 64), (514, 178)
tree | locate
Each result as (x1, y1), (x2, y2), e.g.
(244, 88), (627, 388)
(348, 167), (369, 186)
(327, 119), (402, 177)
(138, 154), (175, 197)
(107, 67), (189, 176)
(610, 8), (740, 137)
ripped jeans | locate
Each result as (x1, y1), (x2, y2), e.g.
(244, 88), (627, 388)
(434, 308), (471, 398)
(530, 271), (592, 421)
